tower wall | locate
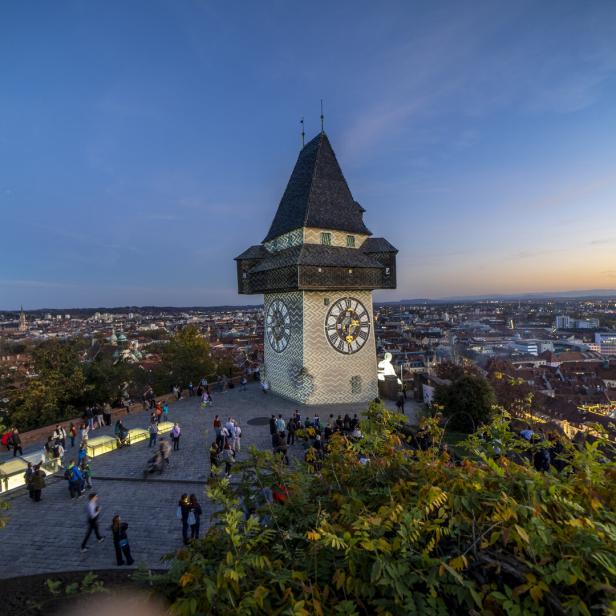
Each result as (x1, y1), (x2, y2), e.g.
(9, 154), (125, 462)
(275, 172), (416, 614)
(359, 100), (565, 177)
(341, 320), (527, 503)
(302, 290), (378, 405)
(263, 290), (378, 405)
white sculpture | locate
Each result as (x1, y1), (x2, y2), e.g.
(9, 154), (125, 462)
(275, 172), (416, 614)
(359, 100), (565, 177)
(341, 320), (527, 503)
(377, 352), (401, 385)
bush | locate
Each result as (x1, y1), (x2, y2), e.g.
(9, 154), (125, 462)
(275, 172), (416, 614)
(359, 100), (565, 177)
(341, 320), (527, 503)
(158, 405), (616, 615)
(434, 374), (496, 432)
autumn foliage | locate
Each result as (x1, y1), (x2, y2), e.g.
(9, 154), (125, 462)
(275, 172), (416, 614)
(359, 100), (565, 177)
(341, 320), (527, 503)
(160, 403), (616, 615)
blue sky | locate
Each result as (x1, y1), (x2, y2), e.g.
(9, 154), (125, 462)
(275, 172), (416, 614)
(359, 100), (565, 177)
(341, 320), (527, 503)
(1, 0), (616, 309)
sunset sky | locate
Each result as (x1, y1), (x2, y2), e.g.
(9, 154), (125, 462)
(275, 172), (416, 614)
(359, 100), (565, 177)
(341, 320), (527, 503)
(1, 1), (616, 308)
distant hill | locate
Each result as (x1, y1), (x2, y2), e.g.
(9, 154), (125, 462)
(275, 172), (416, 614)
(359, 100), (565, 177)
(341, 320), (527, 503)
(399, 289), (616, 303)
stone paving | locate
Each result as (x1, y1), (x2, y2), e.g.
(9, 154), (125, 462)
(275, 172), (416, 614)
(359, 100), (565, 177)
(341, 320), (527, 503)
(0, 383), (420, 578)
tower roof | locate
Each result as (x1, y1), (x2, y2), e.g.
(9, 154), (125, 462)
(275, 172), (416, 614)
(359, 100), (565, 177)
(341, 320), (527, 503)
(263, 132), (371, 242)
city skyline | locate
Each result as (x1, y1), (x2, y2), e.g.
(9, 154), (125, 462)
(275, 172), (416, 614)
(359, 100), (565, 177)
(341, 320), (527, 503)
(2, 1), (616, 309)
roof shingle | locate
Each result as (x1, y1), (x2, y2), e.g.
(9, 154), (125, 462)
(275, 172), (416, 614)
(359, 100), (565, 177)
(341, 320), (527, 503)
(263, 133), (372, 242)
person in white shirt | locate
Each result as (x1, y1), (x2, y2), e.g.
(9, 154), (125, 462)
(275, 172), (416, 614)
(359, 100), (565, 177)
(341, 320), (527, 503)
(81, 493), (105, 552)
(232, 422), (242, 453)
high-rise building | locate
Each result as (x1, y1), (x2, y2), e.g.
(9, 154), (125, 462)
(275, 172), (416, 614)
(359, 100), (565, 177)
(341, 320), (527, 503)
(235, 132), (397, 404)
(555, 315), (572, 329)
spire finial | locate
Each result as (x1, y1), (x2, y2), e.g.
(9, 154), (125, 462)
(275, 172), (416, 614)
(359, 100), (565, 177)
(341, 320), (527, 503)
(300, 117), (305, 147)
(320, 99), (324, 133)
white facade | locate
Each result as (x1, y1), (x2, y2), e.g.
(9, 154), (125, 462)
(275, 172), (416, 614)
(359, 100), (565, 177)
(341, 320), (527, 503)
(263, 290), (378, 405)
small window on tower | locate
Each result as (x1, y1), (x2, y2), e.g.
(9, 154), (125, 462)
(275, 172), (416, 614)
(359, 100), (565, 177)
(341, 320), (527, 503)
(320, 232), (331, 245)
(385, 267), (391, 277)
(346, 235), (355, 247)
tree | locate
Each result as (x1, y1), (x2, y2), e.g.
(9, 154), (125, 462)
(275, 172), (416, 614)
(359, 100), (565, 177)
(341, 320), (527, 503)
(84, 355), (133, 407)
(435, 361), (478, 381)
(158, 325), (216, 391)
(434, 373), (496, 432)
(157, 405), (616, 616)
(9, 340), (90, 429)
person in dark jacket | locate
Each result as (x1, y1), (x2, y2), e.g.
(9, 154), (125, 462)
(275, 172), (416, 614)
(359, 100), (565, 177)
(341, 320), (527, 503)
(111, 514), (134, 566)
(30, 464), (46, 501)
(189, 494), (203, 540)
(269, 415), (276, 435)
(287, 418), (296, 445)
(24, 462), (35, 499)
(178, 494), (191, 545)
(10, 429), (23, 456)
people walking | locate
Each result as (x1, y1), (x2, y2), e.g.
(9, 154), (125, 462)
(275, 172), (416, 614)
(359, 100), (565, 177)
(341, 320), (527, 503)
(275, 414), (286, 433)
(159, 438), (171, 465)
(69, 422), (77, 448)
(213, 415), (223, 449)
(30, 464), (46, 502)
(96, 407), (104, 429)
(162, 402), (170, 422)
(24, 462), (35, 499)
(80, 422), (89, 445)
(177, 494), (191, 545)
(148, 419), (158, 448)
(221, 443), (235, 477)
(81, 459), (93, 490)
(10, 429), (23, 456)
(53, 424), (66, 449)
(171, 423), (181, 450)
(189, 494), (202, 540)
(209, 442), (219, 478)
(287, 417), (296, 445)
(111, 515), (134, 566)
(67, 459), (85, 498)
(81, 493), (104, 552)
(232, 422), (241, 453)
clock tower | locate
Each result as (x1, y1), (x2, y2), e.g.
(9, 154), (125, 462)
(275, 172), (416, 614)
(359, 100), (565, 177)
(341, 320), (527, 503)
(235, 132), (397, 405)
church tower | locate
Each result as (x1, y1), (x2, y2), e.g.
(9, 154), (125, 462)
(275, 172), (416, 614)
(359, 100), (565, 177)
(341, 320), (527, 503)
(18, 306), (27, 332)
(235, 132), (397, 405)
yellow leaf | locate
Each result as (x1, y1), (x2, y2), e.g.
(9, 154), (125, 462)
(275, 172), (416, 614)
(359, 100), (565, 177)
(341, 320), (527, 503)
(179, 573), (193, 587)
(306, 530), (321, 541)
(515, 524), (529, 544)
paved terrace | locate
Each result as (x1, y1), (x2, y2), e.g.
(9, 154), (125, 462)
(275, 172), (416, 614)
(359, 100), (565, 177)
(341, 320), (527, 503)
(0, 384), (420, 578)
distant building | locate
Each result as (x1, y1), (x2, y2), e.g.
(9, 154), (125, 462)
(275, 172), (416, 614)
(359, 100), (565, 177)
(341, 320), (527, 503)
(555, 315), (572, 329)
(576, 318), (599, 329)
(595, 332), (616, 356)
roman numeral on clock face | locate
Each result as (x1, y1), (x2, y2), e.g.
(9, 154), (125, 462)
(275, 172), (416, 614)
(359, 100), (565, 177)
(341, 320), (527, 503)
(325, 297), (371, 355)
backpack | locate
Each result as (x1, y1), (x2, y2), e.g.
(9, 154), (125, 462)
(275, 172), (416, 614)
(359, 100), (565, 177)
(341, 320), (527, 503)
(63, 468), (70, 480)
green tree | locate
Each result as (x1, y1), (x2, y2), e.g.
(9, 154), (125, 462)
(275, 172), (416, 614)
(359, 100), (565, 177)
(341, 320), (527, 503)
(434, 373), (496, 432)
(158, 325), (216, 391)
(9, 340), (90, 429)
(84, 355), (132, 407)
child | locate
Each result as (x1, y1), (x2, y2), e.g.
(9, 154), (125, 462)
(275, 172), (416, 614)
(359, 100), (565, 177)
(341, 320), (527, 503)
(81, 459), (93, 489)
(69, 422), (77, 448)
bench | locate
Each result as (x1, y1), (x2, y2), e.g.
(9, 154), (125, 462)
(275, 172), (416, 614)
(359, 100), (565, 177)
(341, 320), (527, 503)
(157, 421), (174, 434)
(126, 428), (148, 445)
(0, 458), (29, 493)
(86, 435), (118, 458)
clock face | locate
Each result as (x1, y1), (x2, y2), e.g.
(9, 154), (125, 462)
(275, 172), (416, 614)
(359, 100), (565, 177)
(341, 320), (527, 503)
(325, 297), (371, 354)
(266, 299), (291, 352)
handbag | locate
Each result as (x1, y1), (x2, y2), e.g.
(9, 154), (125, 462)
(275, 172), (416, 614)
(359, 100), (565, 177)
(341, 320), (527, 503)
(119, 539), (129, 548)
(187, 511), (196, 526)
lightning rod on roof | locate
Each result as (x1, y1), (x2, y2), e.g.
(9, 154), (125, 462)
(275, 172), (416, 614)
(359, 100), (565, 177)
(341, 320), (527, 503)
(301, 117), (305, 147)
(320, 99), (324, 133)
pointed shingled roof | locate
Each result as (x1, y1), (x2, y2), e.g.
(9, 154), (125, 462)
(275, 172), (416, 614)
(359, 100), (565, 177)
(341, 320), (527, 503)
(263, 132), (372, 242)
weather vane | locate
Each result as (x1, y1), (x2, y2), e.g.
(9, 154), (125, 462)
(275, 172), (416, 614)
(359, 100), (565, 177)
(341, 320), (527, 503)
(301, 117), (305, 147)
(320, 99), (324, 133)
